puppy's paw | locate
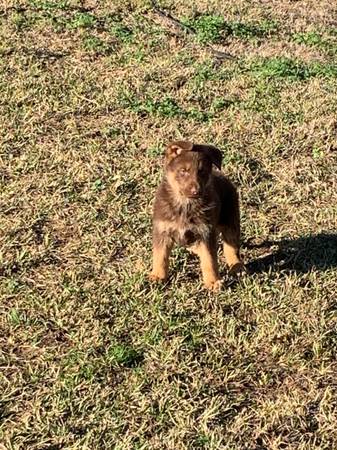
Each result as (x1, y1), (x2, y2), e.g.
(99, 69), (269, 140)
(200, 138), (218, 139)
(204, 278), (222, 292)
(228, 262), (246, 277)
(149, 272), (167, 283)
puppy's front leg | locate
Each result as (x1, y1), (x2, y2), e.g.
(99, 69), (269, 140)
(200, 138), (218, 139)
(191, 239), (221, 291)
(149, 228), (173, 282)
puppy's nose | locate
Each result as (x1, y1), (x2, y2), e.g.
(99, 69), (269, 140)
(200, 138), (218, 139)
(190, 186), (200, 197)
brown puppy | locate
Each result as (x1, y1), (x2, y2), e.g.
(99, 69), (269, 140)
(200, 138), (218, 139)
(149, 141), (244, 291)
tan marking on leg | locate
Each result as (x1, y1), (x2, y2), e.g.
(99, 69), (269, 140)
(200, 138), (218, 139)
(219, 225), (245, 274)
(191, 241), (221, 291)
(223, 242), (241, 268)
(149, 242), (172, 282)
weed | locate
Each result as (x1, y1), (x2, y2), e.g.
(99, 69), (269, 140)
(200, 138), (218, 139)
(227, 19), (278, 39)
(8, 308), (22, 326)
(185, 14), (226, 44)
(82, 35), (114, 55)
(110, 22), (134, 43)
(184, 14), (278, 44)
(292, 31), (324, 47)
(248, 57), (337, 80)
(119, 93), (181, 118)
(29, 0), (69, 9)
(108, 344), (144, 368)
(11, 11), (36, 30)
(69, 12), (96, 29)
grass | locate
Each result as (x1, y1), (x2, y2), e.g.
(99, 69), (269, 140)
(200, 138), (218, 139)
(184, 14), (278, 44)
(247, 57), (337, 80)
(292, 30), (337, 57)
(1, 0), (337, 449)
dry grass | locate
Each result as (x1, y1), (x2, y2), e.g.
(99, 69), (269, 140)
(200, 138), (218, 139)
(1, 1), (337, 449)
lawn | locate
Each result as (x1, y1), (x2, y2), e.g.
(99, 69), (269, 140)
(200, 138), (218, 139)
(1, 0), (337, 449)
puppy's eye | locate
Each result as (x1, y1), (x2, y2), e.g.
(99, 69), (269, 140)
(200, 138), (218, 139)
(180, 168), (188, 175)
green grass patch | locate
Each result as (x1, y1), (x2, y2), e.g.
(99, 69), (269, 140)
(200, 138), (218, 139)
(124, 96), (183, 118)
(292, 31), (324, 46)
(82, 35), (115, 55)
(248, 57), (337, 80)
(226, 19), (278, 39)
(108, 344), (144, 368)
(119, 93), (216, 122)
(11, 11), (38, 30)
(68, 12), (97, 29)
(110, 22), (134, 43)
(29, 0), (69, 9)
(292, 30), (337, 56)
(183, 14), (278, 44)
(185, 14), (226, 44)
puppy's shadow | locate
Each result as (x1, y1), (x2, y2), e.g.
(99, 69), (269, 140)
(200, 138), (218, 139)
(245, 233), (337, 274)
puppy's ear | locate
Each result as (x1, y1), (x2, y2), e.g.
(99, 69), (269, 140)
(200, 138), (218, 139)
(165, 141), (193, 164)
(195, 144), (222, 169)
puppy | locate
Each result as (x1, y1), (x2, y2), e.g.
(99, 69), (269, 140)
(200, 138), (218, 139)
(149, 141), (244, 291)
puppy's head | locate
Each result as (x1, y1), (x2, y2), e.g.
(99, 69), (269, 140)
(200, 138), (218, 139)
(164, 140), (222, 199)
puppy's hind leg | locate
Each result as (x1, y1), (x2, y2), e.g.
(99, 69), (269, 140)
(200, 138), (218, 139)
(219, 224), (245, 276)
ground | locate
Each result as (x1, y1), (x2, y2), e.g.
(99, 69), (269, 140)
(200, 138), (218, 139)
(1, 0), (337, 449)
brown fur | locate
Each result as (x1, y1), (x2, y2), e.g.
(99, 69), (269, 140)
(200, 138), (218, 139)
(149, 140), (244, 291)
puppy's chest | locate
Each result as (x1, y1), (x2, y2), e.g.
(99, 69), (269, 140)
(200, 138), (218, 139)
(157, 212), (211, 246)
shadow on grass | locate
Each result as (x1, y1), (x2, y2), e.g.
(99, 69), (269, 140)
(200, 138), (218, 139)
(245, 233), (337, 274)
